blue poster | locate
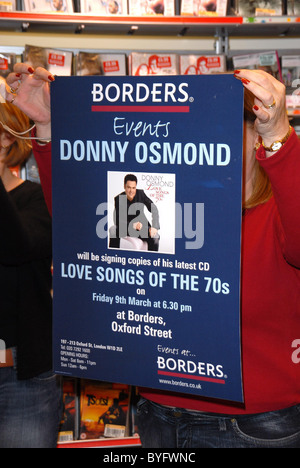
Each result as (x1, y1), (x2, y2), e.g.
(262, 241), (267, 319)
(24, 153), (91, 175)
(51, 75), (244, 403)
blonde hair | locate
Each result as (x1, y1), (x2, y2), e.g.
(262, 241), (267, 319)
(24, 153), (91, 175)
(243, 87), (273, 210)
(0, 102), (32, 167)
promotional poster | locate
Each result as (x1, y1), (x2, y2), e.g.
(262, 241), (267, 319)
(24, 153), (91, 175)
(51, 74), (245, 403)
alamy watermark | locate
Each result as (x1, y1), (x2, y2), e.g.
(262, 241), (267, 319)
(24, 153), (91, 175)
(96, 200), (205, 250)
(292, 339), (300, 364)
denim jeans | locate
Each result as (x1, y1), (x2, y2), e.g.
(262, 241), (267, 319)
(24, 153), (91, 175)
(137, 398), (300, 448)
(0, 366), (63, 448)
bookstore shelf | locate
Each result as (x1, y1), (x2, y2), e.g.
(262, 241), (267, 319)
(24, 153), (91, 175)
(0, 11), (300, 36)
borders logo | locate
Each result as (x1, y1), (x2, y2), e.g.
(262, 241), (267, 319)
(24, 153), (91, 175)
(91, 81), (191, 113)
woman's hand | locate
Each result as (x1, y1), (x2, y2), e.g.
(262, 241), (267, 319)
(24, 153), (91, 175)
(234, 69), (290, 149)
(6, 64), (55, 140)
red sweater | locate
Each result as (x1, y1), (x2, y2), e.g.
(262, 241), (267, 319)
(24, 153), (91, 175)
(32, 131), (300, 415)
(32, 138), (53, 215)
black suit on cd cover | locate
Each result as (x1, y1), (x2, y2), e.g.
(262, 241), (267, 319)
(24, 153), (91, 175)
(109, 189), (160, 251)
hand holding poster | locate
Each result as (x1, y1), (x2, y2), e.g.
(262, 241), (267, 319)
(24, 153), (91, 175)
(52, 74), (244, 403)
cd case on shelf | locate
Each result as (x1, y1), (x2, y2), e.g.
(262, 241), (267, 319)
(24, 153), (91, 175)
(23, 0), (74, 13)
(235, 0), (283, 16)
(232, 50), (282, 82)
(180, 54), (226, 74)
(76, 51), (127, 75)
(80, 0), (128, 14)
(180, 0), (228, 16)
(24, 45), (73, 76)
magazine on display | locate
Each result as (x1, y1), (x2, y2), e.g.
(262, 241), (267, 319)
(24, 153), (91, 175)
(180, 0), (228, 16)
(128, 0), (176, 16)
(23, 0), (74, 13)
(24, 45), (73, 76)
(180, 54), (226, 75)
(130, 52), (179, 75)
(80, 0), (128, 14)
(235, 0), (283, 16)
(76, 52), (127, 76)
(232, 50), (282, 82)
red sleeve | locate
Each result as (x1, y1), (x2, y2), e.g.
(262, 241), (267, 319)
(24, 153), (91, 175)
(256, 129), (300, 267)
(31, 138), (52, 216)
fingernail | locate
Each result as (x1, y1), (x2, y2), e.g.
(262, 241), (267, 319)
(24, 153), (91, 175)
(241, 78), (250, 85)
(253, 105), (259, 111)
(48, 75), (55, 82)
(15, 73), (21, 77)
(28, 67), (34, 74)
(234, 70), (241, 74)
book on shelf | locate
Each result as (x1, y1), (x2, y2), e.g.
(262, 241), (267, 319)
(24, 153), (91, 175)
(23, 0), (74, 13)
(129, 52), (179, 75)
(232, 50), (282, 82)
(80, 0), (128, 15)
(180, 54), (226, 74)
(180, 0), (228, 16)
(58, 378), (77, 442)
(0, 0), (17, 10)
(79, 380), (130, 440)
(128, 0), (176, 16)
(287, 0), (300, 15)
(235, 0), (283, 16)
(24, 45), (73, 76)
(76, 51), (127, 75)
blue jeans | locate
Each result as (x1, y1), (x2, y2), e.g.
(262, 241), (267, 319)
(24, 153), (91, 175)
(137, 398), (300, 448)
(0, 367), (63, 448)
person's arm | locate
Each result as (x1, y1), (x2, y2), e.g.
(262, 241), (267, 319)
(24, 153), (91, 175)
(234, 69), (290, 156)
(6, 64), (54, 214)
(31, 135), (52, 215)
(6, 64), (53, 141)
(114, 194), (130, 237)
(235, 69), (300, 267)
(257, 130), (300, 268)
(141, 190), (160, 232)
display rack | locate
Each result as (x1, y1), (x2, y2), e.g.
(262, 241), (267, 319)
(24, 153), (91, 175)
(0, 11), (300, 37)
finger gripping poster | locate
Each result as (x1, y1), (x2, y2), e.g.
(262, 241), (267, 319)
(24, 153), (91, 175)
(51, 74), (244, 403)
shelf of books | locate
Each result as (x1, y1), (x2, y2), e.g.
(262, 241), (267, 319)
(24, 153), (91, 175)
(56, 378), (142, 448)
(0, 13), (300, 36)
(1, 44), (299, 132)
(0, 0), (300, 36)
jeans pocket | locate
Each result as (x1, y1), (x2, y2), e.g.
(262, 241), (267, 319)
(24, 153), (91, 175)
(32, 370), (60, 384)
(231, 407), (300, 448)
(137, 397), (149, 415)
